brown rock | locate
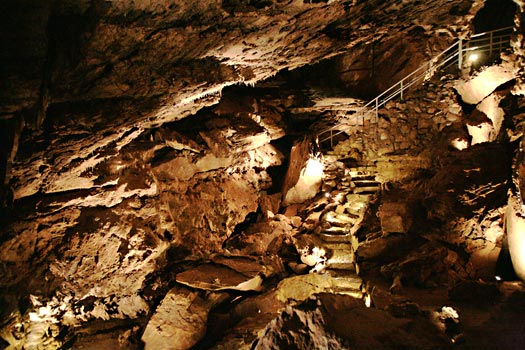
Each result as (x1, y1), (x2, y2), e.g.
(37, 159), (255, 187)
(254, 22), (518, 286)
(254, 294), (453, 350)
(259, 193), (281, 218)
(176, 262), (263, 292)
(142, 287), (224, 350)
(379, 201), (413, 234)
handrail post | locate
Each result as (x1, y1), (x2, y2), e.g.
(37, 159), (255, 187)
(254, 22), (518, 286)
(316, 27), (512, 153)
(489, 31), (493, 57)
(375, 97), (379, 123)
(458, 39), (463, 69)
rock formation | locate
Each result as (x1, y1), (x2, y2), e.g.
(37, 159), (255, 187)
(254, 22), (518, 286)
(1, 0), (525, 349)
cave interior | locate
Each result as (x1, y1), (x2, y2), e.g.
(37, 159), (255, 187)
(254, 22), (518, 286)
(1, 0), (525, 349)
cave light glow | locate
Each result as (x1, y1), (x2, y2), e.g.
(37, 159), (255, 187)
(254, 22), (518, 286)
(468, 52), (479, 62)
(450, 137), (469, 150)
(302, 157), (324, 180)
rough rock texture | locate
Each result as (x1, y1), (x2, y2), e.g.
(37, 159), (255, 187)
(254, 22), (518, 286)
(141, 287), (222, 350)
(378, 200), (413, 234)
(254, 294), (453, 350)
(3, 0), (525, 349)
(455, 65), (516, 104)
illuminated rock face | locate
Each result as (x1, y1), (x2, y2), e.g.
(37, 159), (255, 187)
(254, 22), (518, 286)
(2, 0), (525, 349)
(455, 65), (516, 105)
(141, 287), (214, 350)
(282, 137), (324, 205)
(283, 157), (324, 205)
(505, 195), (525, 281)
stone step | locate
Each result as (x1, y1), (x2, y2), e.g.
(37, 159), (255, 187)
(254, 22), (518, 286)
(326, 249), (355, 269)
(322, 242), (354, 251)
(319, 231), (358, 243)
(348, 166), (377, 174)
(352, 180), (380, 187)
(345, 202), (368, 215)
(329, 246), (355, 257)
(320, 228), (360, 244)
(319, 226), (348, 235)
(328, 270), (363, 290)
(319, 232), (352, 243)
(330, 287), (364, 299)
(327, 261), (357, 271)
(351, 174), (377, 182)
(323, 211), (356, 226)
(353, 186), (380, 194)
(346, 193), (371, 203)
(346, 194), (369, 204)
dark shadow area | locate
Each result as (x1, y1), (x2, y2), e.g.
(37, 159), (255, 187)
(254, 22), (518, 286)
(473, 0), (517, 33)
(495, 236), (518, 281)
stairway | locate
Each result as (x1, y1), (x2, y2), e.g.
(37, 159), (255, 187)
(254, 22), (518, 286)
(300, 26), (512, 303)
(313, 155), (381, 300)
(316, 26), (513, 149)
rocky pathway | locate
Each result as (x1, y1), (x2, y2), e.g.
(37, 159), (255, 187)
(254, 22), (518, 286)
(302, 152), (381, 304)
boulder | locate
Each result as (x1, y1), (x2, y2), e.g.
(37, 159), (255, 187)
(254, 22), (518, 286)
(175, 258), (264, 292)
(455, 65), (515, 105)
(282, 138), (323, 205)
(253, 294), (453, 350)
(142, 287), (222, 350)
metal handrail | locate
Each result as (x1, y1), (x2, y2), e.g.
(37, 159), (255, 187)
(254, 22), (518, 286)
(317, 26), (513, 147)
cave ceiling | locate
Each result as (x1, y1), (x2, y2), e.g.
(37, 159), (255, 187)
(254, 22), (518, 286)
(0, 0), (482, 200)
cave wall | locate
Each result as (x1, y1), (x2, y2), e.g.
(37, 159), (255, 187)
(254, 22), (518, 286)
(3, 0), (524, 349)
(1, 0), (481, 201)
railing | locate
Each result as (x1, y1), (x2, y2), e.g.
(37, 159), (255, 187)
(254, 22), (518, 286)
(317, 26), (513, 148)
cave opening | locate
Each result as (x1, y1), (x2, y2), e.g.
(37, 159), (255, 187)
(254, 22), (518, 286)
(473, 0), (517, 33)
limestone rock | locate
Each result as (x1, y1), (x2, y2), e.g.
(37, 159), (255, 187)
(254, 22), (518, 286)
(282, 138), (323, 205)
(455, 65), (516, 105)
(142, 287), (219, 350)
(223, 216), (296, 257)
(378, 201), (413, 234)
(380, 242), (449, 287)
(258, 193), (282, 218)
(212, 290), (285, 350)
(175, 257), (266, 292)
(155, 128), (202, 153)
(0, 0), (515, 348)
(163, 175), (260, 256)
(253, 294), (453, 350)
(505, 193), (525, 281)
(275, 274), (332, 303)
